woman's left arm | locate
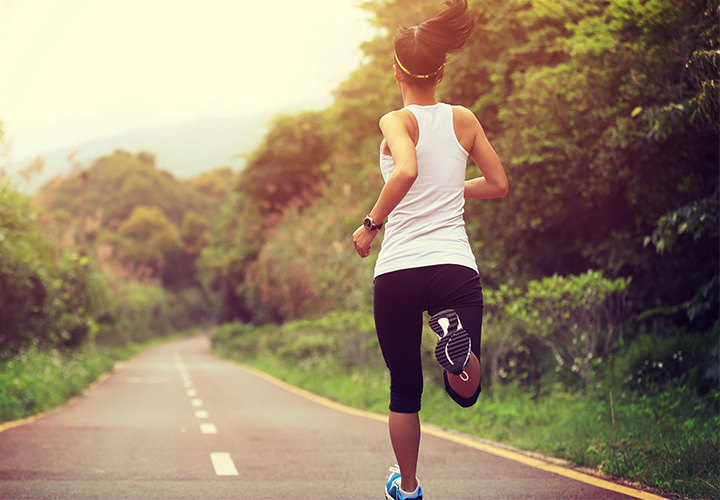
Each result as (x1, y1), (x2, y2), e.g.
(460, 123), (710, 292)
(353, 111), (418, 258)
(460, 108), (508, 200)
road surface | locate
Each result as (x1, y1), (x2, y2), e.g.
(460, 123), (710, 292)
(0, 335), (665, 499)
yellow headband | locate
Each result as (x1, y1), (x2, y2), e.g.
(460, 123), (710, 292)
(394, 53), (442, 79)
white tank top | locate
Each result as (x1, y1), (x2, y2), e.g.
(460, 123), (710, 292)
(374, 102), (478, 278)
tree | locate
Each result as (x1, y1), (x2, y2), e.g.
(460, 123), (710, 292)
(114, 205), (182, 279)
(451, 0), (719, 318)
(644, 190), (719, 325)
(198, 110), (337, 322)
(196, 0), (718, 354)
(239, 111), (333, 218)
(181, 211), (211, 259)
(37, 150), (235, 294)
(184, 167), (239, 215)
(40, 150), (204, 237)
(0, 180), (103, 353)
(197, 195), (267, 322)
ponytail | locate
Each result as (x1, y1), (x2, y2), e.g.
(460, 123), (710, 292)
(393, 0), (476, 86)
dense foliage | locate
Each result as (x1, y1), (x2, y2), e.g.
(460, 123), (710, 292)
(201, 0), (719, 396)
(202, 8), (720, 493)
(1, 151), (226, 354)
(2, 0), (716, 405)
(4, 1), (716, 363)
(0, 1), (717, 494)
(0, 179), (99, 352)
(37, 150), (232, 290)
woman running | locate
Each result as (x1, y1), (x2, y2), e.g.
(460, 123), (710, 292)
(352, 1), (509, 498)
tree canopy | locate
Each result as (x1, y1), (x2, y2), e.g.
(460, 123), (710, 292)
(202, 0), (718, 327)
(5, 0), (717, 397)
(195, 0), (718, 400)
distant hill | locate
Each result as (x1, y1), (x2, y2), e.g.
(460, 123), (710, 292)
(8, 99), (328, 193)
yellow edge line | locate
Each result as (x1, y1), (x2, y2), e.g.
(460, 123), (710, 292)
(241, 364), (669, 500)
(240, 364), (389, 424)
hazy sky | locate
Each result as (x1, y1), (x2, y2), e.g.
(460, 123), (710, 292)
(0, 0), (376, 160)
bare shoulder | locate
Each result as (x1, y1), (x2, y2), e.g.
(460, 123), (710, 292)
(451, 105), (484, 152)
(380, 109), (418, 144)
(451, 105), (481, 128)
(380, 109), (415, 129)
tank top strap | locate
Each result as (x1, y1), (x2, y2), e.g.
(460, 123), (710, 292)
(404, 103), (453, 150)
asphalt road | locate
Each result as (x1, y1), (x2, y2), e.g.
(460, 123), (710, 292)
(0, 335), (665, 500)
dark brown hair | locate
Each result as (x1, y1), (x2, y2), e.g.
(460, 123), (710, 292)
(393, 0), (476, 86)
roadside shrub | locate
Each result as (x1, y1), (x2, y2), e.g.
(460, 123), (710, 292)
(503, 270), (631, 389)
(211, 322), (274, 359)
(212, 310), (383, 372)
(612, 324), (720, 397)
(0, 180), (107, 355)
(94, 278), (176, 346)
(0, 346), (116, 422)
(241, 187), (375, 324)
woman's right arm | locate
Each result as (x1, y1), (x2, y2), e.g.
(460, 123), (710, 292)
(352, 111), (418, 258)
(459, 108), (509, 199)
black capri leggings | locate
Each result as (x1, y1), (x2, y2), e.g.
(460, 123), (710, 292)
(373, 264), (484, 413)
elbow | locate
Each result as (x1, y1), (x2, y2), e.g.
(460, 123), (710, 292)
(395, 165), (418, 185)
(493, 178), (509, 198)
(498, 180), (509, 198)
(405, 170), (419, 184)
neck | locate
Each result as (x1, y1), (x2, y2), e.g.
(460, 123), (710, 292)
(400, 83), (438, 107)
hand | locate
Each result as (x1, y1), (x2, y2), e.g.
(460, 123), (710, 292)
(353, 225), (378, 258)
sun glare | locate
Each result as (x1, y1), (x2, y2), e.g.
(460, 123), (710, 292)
(0, 0), (374, 158)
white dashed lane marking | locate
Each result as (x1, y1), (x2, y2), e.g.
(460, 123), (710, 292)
(210, 452), (239, 476)
(175, 349), (237, 478)
(200, 423), (218, 434)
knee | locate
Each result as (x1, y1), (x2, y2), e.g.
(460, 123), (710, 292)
(389, 382), (423, 413)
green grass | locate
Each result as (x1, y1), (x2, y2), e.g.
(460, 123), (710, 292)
(0, 333), (191, 424)
(420, 385), (720, 498)
(212, 317), (720, 500)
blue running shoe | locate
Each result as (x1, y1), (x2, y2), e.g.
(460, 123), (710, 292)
(385, 465), (423, 500)
(429, 309), (471, 377)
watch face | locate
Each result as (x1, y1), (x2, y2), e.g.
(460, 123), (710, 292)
(363, 217), (372, 230)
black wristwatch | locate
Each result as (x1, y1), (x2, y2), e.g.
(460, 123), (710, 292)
(363, 215), (383, 231)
